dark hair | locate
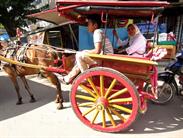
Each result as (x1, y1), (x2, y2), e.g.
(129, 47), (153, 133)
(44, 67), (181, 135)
(87, 15), (101, 28)
(127, 24), (134, 29)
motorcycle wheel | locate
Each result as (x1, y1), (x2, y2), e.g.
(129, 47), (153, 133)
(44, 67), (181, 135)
(144, 76), (176, 104)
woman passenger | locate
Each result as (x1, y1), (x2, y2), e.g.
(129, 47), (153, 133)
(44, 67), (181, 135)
(113, 24), (146, 57)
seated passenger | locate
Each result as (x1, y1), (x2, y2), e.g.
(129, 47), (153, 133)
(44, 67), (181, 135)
(113, 24), (146, 57)
(60, 15), (113, 84)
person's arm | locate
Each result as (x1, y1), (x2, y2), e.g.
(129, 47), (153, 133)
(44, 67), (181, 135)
(126, 35), (146, 55)
(113, 30), (128, 47)
(83, 42), (102, 54)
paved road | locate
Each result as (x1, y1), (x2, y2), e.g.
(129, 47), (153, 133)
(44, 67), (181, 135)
(0, 71), (183, 138)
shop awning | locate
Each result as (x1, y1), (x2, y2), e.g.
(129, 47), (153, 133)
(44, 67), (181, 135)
(27, 8), (69, 25)
(163, 2), (183, 16)
(0, 33), (10, 41)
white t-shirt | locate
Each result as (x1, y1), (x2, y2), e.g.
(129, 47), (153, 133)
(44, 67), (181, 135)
(93, 29), (114, 54)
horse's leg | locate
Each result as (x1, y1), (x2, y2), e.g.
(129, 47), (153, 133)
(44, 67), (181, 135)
(20, 76), (36, 103)
(3, 66), (22, 104)
(10, 76), (23, 105)
(44, 72), (63, 110)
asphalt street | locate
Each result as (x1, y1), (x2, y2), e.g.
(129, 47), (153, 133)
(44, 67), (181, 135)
(0, 71), (183, 138)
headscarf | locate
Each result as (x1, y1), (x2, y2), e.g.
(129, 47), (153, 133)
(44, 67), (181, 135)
(127, 24), (141, 37)
(127, 24), (145, 49)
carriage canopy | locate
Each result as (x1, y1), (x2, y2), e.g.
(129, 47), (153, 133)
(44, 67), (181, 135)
(56, 0), (169, 23)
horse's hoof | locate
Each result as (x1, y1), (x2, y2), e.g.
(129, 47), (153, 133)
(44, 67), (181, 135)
(57, 103), (63, 110)
(16, 97), (23, 105)
(55, 99), (59, 103)
(29, 98), (36, 103)
(30, 96), (36, 103)
(16, 101), (23, 105)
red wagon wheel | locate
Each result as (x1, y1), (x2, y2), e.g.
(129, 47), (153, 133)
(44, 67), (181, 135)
(70, 67), (140, 132)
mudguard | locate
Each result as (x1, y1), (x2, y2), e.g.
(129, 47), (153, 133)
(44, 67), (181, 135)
(158, 71), (175, 82)
(158, 71), (179, 94)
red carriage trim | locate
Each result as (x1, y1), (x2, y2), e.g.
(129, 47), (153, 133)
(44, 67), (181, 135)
(56, 0), (169, 7)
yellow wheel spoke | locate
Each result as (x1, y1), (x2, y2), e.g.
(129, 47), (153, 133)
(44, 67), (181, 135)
(109, 97), (132, 103)
(102, 110), (106, 128)
(78, 102), (94, 107)
(104, 79), (117, 98)
(91, 110), (99, 124)
(87, 77), (100, 97)
(110, 104), (132, 114)
(106, 108), (116, 127)
(108, 107), (126, 122)
(82, 106), (96, 116)
(108, 88), (128, 100)
(79, 84), (97, 98)
(100, 75), (104, 97)
(76, 95), (96, 102)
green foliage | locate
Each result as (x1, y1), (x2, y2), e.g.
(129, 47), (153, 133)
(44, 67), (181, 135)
(0, 24), (4, 29)
(0, 0), (35, 37)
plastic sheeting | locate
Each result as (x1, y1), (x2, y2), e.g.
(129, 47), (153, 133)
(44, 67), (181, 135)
(0, 33), (10, 41)
(79, 26), (128, 51)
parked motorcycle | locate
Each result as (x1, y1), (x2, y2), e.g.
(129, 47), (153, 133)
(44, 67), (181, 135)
(145, 50), (183, 104)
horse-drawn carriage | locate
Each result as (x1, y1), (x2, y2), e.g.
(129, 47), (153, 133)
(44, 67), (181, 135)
(0, 0), (170, 133)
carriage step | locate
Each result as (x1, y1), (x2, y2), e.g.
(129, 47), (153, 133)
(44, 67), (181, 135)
(140, 91), (156, 100)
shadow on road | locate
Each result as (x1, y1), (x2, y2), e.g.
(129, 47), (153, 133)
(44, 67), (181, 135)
(0, 76), (70, 121)
(0, 75), (183, 134)
(123, 96), (183, 134)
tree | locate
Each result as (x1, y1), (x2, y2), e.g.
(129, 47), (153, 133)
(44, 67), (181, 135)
(0, 0), (35, 38)
(0, 23), (4, 29)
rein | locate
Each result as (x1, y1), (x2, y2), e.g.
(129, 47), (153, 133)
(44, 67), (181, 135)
(1, 43), (77, 62)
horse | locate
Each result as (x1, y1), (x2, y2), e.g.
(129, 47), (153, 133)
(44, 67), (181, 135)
(0, 42), (63, 109)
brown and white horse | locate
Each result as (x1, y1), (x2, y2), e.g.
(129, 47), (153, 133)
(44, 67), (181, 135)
(0, 42), (63, 109)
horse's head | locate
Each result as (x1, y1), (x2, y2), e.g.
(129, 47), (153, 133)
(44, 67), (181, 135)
(0, 41), (20, 61)
(0, 42), (2, 50)
(0, 41), (9, 67)
(0, 41), (8, 50)
(0, 41), (8, 57)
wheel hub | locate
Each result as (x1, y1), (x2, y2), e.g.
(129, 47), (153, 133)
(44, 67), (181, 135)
(96, 97), (109, 111)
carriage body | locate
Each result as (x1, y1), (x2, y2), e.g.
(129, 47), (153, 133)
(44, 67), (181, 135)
(0, 0), (169, 133)
(53, 0), (169, 132)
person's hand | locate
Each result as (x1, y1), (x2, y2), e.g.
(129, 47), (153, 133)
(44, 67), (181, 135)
(114, 47), (126, 54)
(118, 49), (127, 55)
(118, 46), (123, 50)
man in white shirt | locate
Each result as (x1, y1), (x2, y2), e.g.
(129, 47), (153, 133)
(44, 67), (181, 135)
(60, 15), (113, 84)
